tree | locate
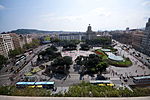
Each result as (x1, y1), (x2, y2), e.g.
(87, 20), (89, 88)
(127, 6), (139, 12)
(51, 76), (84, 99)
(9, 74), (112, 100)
(75, 54), (103, 74)
(96, 62), (108, 75)
(23, 39), (40, 50)
(31, 39), (40, 48)
(51, 56), (73, 74)
(50, 45), (58, 51)
(80, 44), (90, 50)
(63, 56), (73, 66)
(0, 55), (7, 69)
(85, 37), (111, 46)
(8, 48), (23, 58)
(75, 56), (84, 65)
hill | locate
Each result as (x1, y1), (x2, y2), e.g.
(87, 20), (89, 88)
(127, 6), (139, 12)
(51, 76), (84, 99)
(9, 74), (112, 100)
(10, 29), (63, 34)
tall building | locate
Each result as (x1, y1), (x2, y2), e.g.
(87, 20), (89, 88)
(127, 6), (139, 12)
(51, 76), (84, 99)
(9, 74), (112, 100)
(86, 24), (97, 40)
(132, 30), (144, 51)
(141, 18), (150, 56)
(19, 34), (33, 47)
(0, 33), (14, 57)
(9, 33), (22, 49)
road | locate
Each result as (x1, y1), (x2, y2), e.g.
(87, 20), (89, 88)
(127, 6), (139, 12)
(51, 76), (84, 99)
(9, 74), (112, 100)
(0, 44), (49, 86)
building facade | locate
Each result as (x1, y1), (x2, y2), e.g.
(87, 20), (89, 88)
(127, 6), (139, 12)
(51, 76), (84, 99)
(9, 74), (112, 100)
(132, 30), (144, 51)
(141, 18), (150, 56)
(9, 33), (22, 49)
(0, 33), (14, 57)
(59, 33), (82, 40)
(19, 34), (33, 47)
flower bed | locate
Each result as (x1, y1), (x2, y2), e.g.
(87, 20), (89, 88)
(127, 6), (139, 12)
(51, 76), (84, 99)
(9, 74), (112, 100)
(95, 50), (108, 59)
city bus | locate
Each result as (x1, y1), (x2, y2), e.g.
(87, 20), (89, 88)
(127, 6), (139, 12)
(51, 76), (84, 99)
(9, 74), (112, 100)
(133, 76), (150, 85)
(15, 55), (26, 66)
(16, 81), (56, 90)
(16, 82), (35, 88)
(35, 82), (55, 90)
(90, 80), (115, 87)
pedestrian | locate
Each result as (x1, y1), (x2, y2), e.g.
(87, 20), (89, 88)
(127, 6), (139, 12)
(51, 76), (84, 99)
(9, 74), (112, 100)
(69, 74), (71, 78)
(144, 71), (146, 75)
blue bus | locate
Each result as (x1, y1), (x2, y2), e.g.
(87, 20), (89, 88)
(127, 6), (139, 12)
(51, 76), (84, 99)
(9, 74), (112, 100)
(16, 81), (56, 90)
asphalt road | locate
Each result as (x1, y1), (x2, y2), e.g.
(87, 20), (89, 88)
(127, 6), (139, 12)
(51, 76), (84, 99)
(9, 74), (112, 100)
(0, 44), (49, 86)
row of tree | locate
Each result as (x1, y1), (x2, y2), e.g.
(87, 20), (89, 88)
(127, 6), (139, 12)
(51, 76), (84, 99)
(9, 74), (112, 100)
(80, 44), (91, 51)
(86, 38), (111, 46)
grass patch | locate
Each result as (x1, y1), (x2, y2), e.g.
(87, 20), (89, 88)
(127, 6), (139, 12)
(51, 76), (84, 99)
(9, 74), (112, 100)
(95, 49), (132, 67)
(31, 67), (42, 74)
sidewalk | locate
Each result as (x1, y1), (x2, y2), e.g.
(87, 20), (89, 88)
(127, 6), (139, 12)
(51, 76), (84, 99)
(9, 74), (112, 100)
(0, 95), (150, 100)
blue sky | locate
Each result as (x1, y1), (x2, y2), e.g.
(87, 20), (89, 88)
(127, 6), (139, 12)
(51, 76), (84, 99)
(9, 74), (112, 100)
(0, 0), (150, 32)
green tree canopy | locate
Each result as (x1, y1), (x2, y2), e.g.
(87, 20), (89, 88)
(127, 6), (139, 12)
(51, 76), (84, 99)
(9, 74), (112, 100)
(96, 62), (108, 75)
(80, 44), (90, 50)
(8, 48), (23, 58)
(0, 55), (7, 69)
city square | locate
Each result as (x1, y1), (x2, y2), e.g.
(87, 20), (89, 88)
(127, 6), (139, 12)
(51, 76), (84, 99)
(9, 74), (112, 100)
(0, 0), (150, 98)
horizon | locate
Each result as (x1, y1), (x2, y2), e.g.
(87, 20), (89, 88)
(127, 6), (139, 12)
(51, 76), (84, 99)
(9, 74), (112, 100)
(0, 0), (150, 32)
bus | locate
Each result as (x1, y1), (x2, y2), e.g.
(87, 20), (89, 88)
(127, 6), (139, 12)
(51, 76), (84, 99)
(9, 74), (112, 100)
(16, 81), (56, 90)
(15, 55), (26, 66)
(16, 82), (35, 88)
(133, 76), (150, 85)
(90, 80), (115, 87)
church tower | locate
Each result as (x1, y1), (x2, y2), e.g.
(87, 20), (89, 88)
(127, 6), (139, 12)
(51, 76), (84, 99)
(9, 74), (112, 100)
(86, 24), (96, 40)
(87, 24), (92, 32)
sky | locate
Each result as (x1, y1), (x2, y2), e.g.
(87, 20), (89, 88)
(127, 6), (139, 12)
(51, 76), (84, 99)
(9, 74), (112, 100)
(0, 0), (150, 32)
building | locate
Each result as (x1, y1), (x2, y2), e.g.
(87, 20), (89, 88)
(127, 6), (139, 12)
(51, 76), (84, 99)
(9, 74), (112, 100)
(25, 34), (32, 44)
(58, 24), (112, 46)
(132, 30), (144, 51)
(111, 29), (143, 46)
(0, 33), (14, 57)
(141, 18), (150, 56)
(86, 24), (97, 40)
(9, 33), (22, 49)
(59, 33), (82, 40)
(19, 34), (33, 46)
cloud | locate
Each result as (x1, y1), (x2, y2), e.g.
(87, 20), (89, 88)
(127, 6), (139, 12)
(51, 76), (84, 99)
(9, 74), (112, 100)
(39, 7), (148, 31)
(142, 1), (150, 6)
(40, 13), (55, 17)
(0, 5), (5, 10)
(88, 8), (111, 17)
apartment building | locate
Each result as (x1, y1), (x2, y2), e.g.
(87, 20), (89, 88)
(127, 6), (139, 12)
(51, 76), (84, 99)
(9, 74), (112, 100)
(0, 33), (14, 57)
